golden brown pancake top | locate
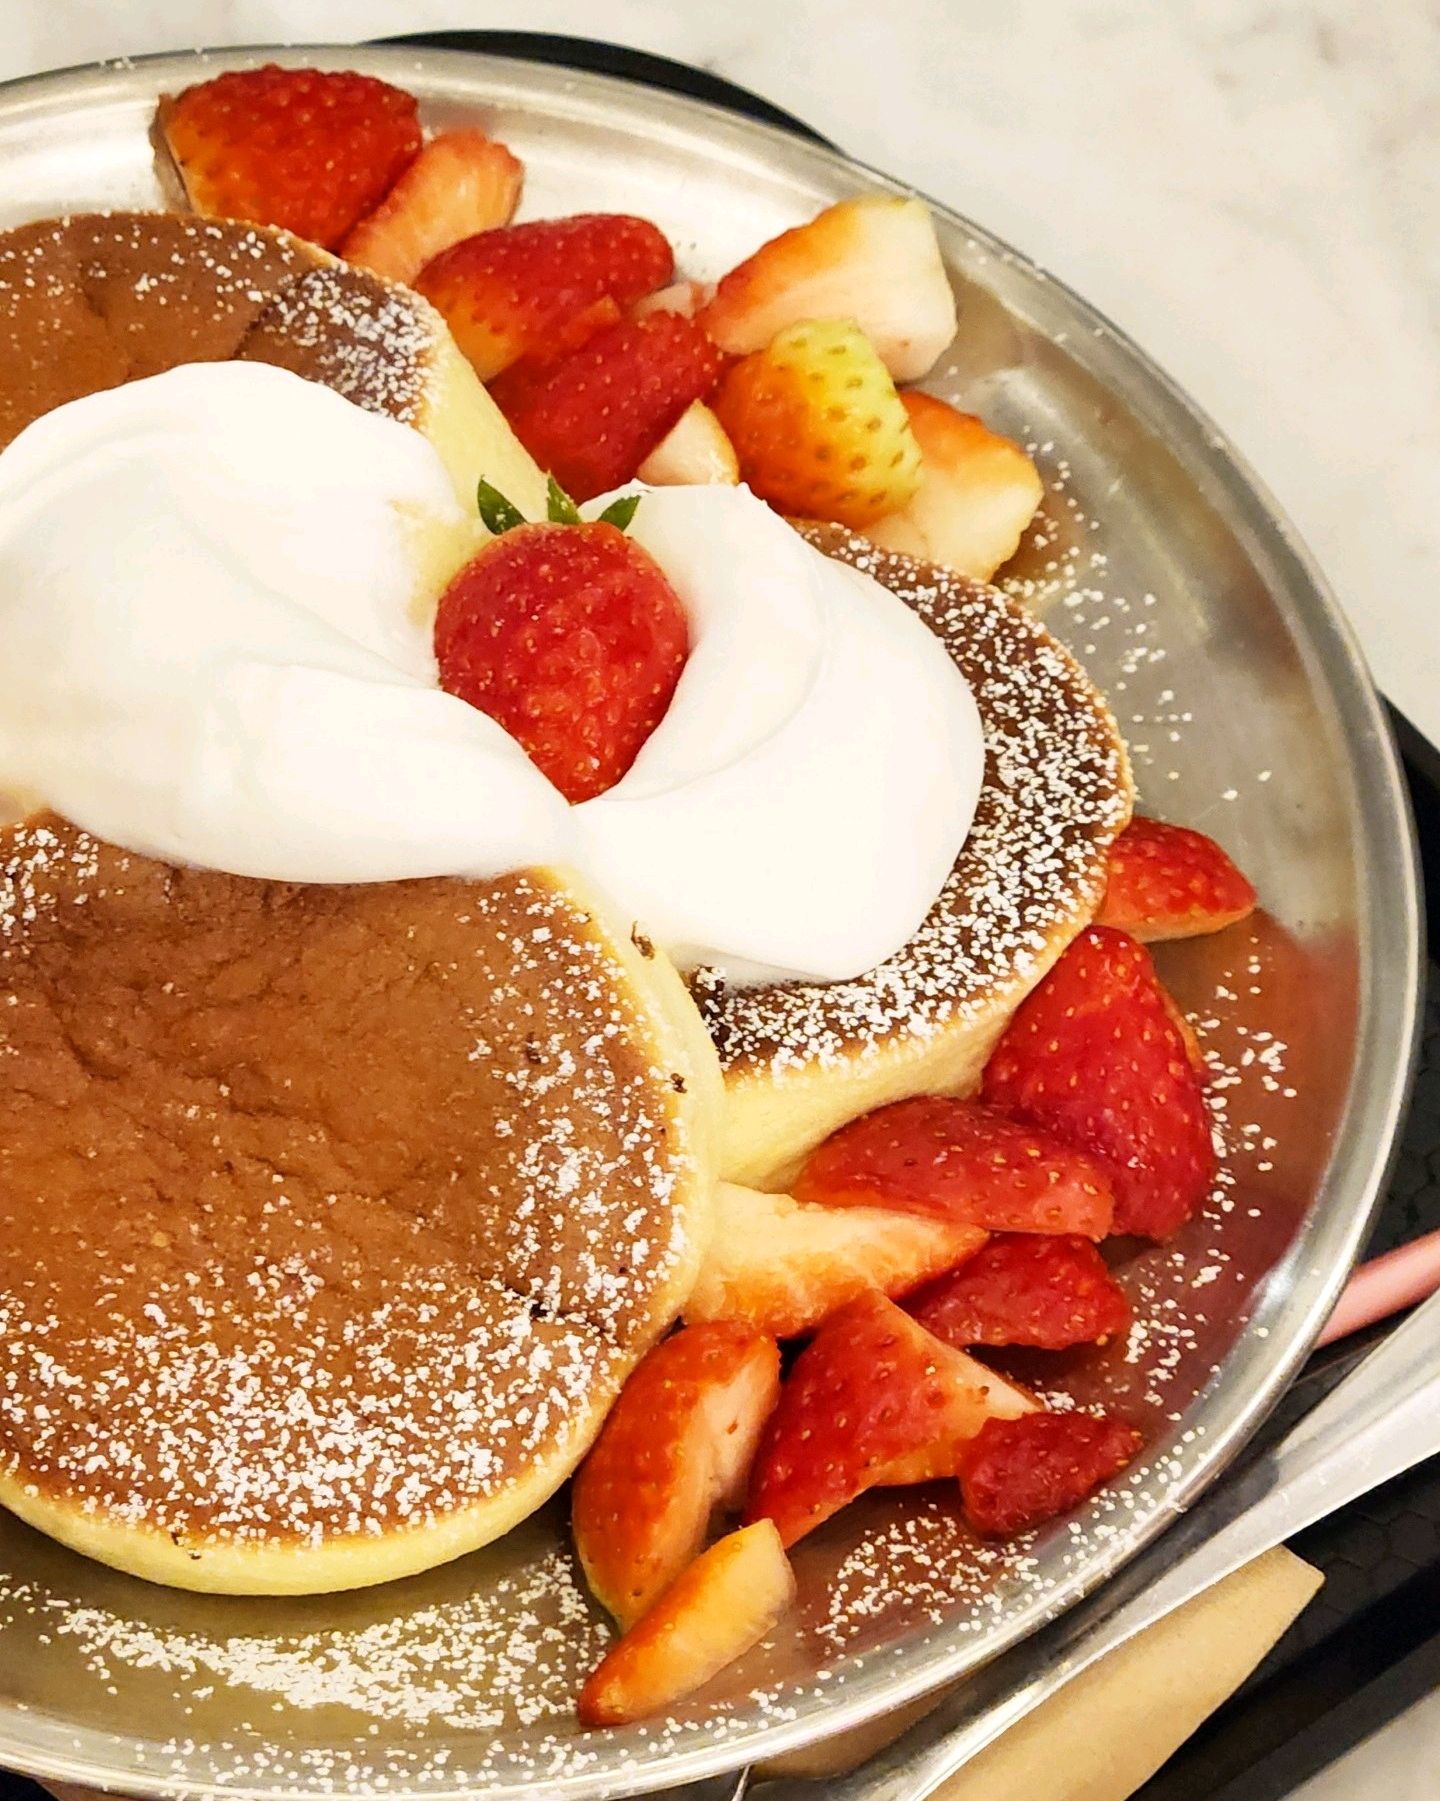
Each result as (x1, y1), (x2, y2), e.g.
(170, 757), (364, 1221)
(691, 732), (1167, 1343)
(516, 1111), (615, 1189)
(0, 212), (433, 451)
(0, 820), (696, 1547)
(692, 523), (1131, 1074)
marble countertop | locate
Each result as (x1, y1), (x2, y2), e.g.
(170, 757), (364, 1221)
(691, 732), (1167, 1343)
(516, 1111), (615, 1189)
(0, 6), (1437, 1797)
(1, 0), (1437, 753)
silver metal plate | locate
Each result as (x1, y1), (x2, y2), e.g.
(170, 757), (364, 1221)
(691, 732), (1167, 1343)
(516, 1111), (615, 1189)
(0, 43), (1420, 1801)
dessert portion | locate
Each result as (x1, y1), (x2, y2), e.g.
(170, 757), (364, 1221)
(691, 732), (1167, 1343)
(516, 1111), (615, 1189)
(0, 59), (1268, 1731)
(0, 817), (718, 1594)
(0, 211), (545, 524)
(699, 526), (1131, 1186)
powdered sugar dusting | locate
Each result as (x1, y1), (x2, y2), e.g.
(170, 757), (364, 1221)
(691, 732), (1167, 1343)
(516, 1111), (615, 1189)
(695, 525), (1130, 1074)
(0, 820), (700, 1548)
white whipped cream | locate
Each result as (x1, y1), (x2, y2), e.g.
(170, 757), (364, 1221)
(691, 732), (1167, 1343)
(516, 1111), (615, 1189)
(0, 363), (984, 986)
(0, 363), (571, 882)
(575, 486), (983, 983)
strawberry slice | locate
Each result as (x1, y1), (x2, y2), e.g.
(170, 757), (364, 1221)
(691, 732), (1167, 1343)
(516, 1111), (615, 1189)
(341, 129), (522, 284)
(960, 1410), (1142, 1538)
(865, 392), (1045, 581)
(700, 195), (957, 381)
(792, 1095), (1115, 1239)
(415, 213), (674, 381)
(909, 1234), (1130, 1351)
(637, 402), (739, 486)
(746, 1294), (1036, 1547)
(573, 1322), (780, 1629)
(578, 1520), (794, 1728)
(981, 926), (1216, 1239)
(1097, 816), (1258, 941)
(712, 317), (921, 528)
(435, 486), (688, 802)
(684, 1182), (987, 1340)
(159, 65), (421, 250)
(489, 312), (723, 502)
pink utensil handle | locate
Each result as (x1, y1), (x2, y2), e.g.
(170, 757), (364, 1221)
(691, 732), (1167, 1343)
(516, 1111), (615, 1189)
(1318, 1226), (1440, 1347)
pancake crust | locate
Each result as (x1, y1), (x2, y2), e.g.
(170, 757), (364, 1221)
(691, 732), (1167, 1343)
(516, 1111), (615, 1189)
(0, 212), (545, 517)
(698, 524), (1132, 1187)
(0, 819), (719, 1593)
(0, 212), (711, 1593)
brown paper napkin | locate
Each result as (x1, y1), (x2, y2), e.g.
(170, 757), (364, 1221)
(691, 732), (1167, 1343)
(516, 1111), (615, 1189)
(762, 1547), (1322, 1800)
(40, 1550), (1320, 1801)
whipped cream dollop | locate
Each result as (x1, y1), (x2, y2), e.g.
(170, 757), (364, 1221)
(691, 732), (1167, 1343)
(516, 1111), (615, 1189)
(576, 486), (983, 983)
(0, 363), (984, 985)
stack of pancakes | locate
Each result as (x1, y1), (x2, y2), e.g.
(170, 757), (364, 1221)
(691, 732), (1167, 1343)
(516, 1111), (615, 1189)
(0, 213), (1129, 1595)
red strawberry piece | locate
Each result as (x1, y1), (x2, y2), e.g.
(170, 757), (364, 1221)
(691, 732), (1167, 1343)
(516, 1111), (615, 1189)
(1097, 816), (1257, 941)
(573, 1322), (780, 1629)
(435, 513), (688, 802)
(981, 926), (1216, 1239)
(745, 1293), (1035, 1548)
(341, 129), (522, 284)
(909, 1233), (1130, 1352)
(489, 312), (724, 502)
(959, 1410), (1142, 1538)
(159, 64), (421, 250)
(792, 1095), (1115, 1239)
(684, 1181), (987, 1340)
(577, 1520), (794, 1728)
(1161, 987), (1207, 1078)
(414, 213), (674, 381)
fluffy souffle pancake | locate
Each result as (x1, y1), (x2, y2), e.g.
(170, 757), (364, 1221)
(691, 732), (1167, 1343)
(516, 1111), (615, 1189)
(698, 524), (1133, 1187)
(0, 210), (545, 548)
(0, 215), (719, 1594)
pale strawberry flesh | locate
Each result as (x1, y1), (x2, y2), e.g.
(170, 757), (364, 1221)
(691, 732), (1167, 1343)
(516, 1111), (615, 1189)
(572, 1322), (780, 1628)
(578, 1520), (794, 1728)
(684, 1182), (986, 1339)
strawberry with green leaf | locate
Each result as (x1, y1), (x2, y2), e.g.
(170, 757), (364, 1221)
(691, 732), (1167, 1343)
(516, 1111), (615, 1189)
(435, 480), (687, 803)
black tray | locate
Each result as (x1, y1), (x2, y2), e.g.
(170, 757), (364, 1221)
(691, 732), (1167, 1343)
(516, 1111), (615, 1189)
(3, 33), (1437, 1801)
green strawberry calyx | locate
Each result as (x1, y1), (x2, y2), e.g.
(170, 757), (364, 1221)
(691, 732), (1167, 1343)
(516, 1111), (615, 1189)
(476, 476), (641, 537)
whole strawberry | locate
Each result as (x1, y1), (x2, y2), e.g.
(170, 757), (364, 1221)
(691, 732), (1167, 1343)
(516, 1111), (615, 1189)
(435, 482), (688, 803)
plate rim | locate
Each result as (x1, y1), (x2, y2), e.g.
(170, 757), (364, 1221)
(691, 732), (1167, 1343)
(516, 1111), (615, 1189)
(0, 39), (1421, 1801)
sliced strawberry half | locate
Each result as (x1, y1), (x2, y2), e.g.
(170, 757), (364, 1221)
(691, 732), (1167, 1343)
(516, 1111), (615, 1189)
(572, 1321), (780, 1629)
(578, 1520), (795, 1728)
(684, 1182), (987, 1340)
(341, 129), (522, 284)
(489, 311), (723, 501)
(159, 64), (421, 250)
(1097, 816), (1258, 941)
(415, 212), (674, 381)
(959, 1410), (1142, 1538)
(865, 392), (1045, 581)
(700, 194), (956, 381)
(981, 926), (1216, 1240)
(909, 1233), (1131, 1351)
(793, 1095), (1115, 1239)
(746, 1294), (1036, 1547)
(712, 317), (921, 528)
